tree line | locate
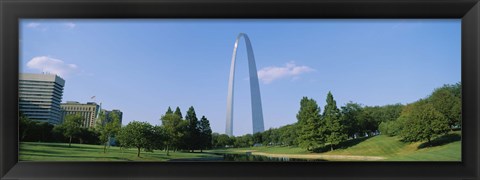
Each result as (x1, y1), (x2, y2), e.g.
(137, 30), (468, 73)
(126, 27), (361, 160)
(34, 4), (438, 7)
(212, 83), (460, 152)
(20, 106), (213, 157)
(116, 106), (213, 157)
(20, 83), (461, 154)
(379, 83), (461, 144)
(20, 114), (102, 145)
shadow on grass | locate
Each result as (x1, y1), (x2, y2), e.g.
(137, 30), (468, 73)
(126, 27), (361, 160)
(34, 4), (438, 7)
(20, 146), (103, 155)
(418, 133), (461, 149)
(22, 142), (101, 150)
(20, 152), (130, 161)
(313, 136), (371, 153)
(20, 148), (60, 155)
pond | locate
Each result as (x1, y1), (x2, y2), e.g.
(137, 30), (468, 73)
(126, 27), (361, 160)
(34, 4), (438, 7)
(214, 153), (327, 162)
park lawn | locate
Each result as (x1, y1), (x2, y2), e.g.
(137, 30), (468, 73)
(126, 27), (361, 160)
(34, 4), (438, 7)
(209, 131), (461, 161)
(322, 134), (461, 161)
(20, 131), (461, 161)
(322, 135), (410, 157)
(386, 141), (461, 161)
(19, 142), (221, 161)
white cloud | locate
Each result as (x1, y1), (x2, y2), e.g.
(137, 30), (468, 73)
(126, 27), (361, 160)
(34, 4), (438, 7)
(25, 22), (48, 31)
(64, 22), (76, 29)
(257, 61), (315, 84)
(26, 56), (78, 78)
(26, 22), (41, 28)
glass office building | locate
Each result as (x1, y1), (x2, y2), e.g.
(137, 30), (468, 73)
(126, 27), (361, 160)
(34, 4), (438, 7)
(19, 73), (65, 125)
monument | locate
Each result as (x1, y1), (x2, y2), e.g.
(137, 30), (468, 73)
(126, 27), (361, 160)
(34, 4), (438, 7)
(226, 33), (265, 136)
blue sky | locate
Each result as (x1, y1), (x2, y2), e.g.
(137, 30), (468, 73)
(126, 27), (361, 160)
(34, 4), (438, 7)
(20, 19), (461, 136)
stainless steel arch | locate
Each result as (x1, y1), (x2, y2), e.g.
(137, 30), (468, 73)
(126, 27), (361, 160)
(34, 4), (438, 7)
(226, 33), (265, 136)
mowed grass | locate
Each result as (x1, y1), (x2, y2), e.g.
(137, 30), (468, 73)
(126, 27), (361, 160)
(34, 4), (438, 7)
(20, 131), (461, 161)
(209, 131), (461, 161)
(20, 142), (221, 161)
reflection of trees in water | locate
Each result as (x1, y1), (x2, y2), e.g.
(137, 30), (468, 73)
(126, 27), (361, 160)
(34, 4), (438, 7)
(221, 153), (326, 162)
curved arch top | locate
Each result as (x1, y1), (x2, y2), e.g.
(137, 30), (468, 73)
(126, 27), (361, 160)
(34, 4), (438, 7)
(226, 33), (265, 136)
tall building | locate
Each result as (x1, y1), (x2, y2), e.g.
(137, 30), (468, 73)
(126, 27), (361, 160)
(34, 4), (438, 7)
(226, 33), (265, 136)
(61, 101), (100, 128)
(19, 73), (65, 125)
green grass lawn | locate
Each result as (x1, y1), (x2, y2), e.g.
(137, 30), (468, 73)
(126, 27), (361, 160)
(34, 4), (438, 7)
(19, 142), (222, 161)
(20, 131), (461, 161)
(208, 131), (461, 161)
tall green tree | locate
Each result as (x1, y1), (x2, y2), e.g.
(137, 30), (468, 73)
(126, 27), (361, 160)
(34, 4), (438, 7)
(160, 108), (185, 155)
(340, 102), (363, 138)
(323, 92), (347, 151)
(96, 111), (122, 153)
(429, 83), (462, 128)
(166, 107), (173, 115)
(185, 106), (200, 152)
(146, 125), (167, 152)
(400, 101), (450, 144)
(61, 114), (84, 147)
(116, 121), (153, 157)
(174, 107), (183, 119)
(198, 116), (212, 152)
(296, 97), (324, 151)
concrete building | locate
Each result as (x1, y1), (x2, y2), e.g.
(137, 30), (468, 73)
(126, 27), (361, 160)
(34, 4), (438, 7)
(19, 73), (65, 125)
(61, 101), (100, 128)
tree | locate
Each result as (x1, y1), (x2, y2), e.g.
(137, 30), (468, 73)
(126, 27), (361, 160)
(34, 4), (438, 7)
(166, 107), (173, 115)
(278, 124), (298, 146)
(19, 113), (35, 141)
(21, 121), (55, 142)
(96, 111), (122, 153)
(160, 109), (185, 155)
(198, 116), (212, 152)
(116, 121), (153, 157)
(379, 120), (403, 137)
(400, 101), (450, 144)
(253, 132), (263, 145)
(185, 106), (200, 152)
(357, 107), (379, 136)
(61, 114), (84, 147)
(96, 111), (109, 152)
(174, 106), (183, 119)
(233, 134), (254, 148)
(323, 92), (347, 151)
(146, 125), (167, 152)
(296, 97), (324, 151)
(340, 102), (363, 139)
(212, 133), (233, 148)
(77, 128), (100, 144)
(429, 83), (462, 129)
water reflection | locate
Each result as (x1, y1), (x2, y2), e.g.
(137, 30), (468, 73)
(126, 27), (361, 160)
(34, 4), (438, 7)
(217, 153), (327, 162)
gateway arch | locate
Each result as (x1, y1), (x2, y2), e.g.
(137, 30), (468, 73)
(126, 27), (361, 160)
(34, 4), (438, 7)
(226, 33), (264, 136)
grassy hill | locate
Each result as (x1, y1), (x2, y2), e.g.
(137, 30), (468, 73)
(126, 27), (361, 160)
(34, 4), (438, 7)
(209, 131), (461, 161)
(322, 132), (461, 161)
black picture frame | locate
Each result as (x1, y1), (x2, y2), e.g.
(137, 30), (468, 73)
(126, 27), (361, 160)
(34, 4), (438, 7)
(1, 0), (479, 179)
